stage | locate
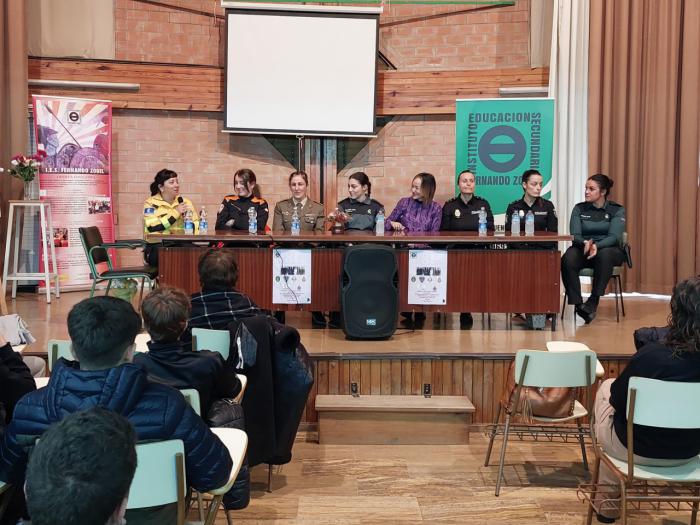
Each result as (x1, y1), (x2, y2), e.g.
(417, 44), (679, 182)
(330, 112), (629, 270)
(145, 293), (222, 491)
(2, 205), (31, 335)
(10, 290), (667, 428)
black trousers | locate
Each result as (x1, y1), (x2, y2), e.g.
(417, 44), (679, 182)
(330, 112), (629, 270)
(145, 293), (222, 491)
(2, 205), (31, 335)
(561, 245), (625, 305)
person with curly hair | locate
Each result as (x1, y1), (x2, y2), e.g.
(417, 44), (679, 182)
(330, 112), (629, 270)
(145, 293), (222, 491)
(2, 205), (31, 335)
(591, 276), (700, 522)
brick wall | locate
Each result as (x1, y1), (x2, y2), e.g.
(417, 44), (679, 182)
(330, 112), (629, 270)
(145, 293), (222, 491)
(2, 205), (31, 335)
(114, 0), (530, 69)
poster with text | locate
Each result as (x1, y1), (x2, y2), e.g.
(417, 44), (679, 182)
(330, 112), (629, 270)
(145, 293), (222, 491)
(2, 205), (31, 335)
(407, 250), (447, 305)
(455, 98), (554, 223)
(33, 95), (114, 289)
(272, 249), (312, 304)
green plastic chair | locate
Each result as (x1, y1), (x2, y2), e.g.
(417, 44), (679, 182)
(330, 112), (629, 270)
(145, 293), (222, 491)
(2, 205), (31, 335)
(0, 480), (11, 521)
(47, 339), (73, 371)
(485, 349), (597, 496)
(585, 377), (700, 525)
(179, 388), (201, 417)
(191, 328), (230, 360)
(562, 232), (631, 322)
(127, 429), (247, 525)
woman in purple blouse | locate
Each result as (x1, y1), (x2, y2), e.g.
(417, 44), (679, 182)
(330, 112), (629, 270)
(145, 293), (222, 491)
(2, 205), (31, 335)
(386, 173), (442, 233)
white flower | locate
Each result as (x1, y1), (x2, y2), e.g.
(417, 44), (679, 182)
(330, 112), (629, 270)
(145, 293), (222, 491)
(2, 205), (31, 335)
(11, 160), (18, 166)
(0, 167), (4, 172)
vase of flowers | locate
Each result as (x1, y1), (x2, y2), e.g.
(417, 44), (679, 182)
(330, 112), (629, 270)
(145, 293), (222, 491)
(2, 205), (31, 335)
(3, 151), (47, 200)
(326, 208), (350, 234)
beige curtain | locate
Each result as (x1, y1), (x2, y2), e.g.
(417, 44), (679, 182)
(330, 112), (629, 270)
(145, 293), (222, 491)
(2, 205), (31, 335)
(530, 0), (554, 67)
(589, 0), (700, 294)
(26, 0), (114, 59)
(0, 0), (28, 275)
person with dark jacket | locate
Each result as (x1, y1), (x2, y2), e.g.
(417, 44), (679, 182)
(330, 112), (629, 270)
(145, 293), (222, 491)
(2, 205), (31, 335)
(592, 276), (700, 522)
(215, 168), (269, 232)
(561, 174), (626, 324)
(0, 296), (232, 525)
(440, 169), (494, 232)
(336, 172), (384, 232)
(184, 248), (264, 352)
(0, 333), (35, 425)
(136, 286), (240, 415)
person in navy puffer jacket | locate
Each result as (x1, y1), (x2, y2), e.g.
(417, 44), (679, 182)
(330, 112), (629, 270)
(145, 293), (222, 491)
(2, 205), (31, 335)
(0, 296), (233, 525)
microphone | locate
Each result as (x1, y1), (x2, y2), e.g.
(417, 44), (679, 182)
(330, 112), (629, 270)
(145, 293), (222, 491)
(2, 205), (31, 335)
(177, 196), (184, 204)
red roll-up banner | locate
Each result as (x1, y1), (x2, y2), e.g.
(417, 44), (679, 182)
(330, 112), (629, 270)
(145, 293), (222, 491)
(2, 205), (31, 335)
(32, 95), (115, 289)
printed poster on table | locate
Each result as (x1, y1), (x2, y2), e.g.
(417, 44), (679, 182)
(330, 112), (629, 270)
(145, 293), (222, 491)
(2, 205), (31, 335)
(32, 95), (114, 289)
(272, 249), (312, 304)
(407, 250), (447, 305)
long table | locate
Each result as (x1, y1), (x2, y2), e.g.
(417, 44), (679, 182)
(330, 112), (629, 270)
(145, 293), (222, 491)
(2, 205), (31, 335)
(150, 231), (571, 319)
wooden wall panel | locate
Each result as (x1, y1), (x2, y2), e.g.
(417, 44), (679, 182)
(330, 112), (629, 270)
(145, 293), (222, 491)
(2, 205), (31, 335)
(302, 355), (631, 428)
(28, 58), (548, 116)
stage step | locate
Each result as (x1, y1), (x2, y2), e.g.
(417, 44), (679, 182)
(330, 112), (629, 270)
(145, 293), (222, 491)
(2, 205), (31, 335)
(315, 394), (475, 445)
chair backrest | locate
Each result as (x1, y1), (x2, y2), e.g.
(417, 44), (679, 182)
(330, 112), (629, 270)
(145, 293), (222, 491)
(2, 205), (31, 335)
(127, 439), (186, 521)
(628, 377), (700, 429)
(179, 388), (201, 416)
(79, 226), (109, 265)
(514, 349), (597, 387)
(546, 341), (591, 353)
(47, 339), (73, 371)
(192, 328), (230, 360)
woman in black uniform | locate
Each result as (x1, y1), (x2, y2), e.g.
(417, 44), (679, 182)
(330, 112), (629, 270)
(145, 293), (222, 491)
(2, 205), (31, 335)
(440, 169), (494, 328)
(337, 172), (384, 231)
(215, 168), (269, 232)
(505, 169), (557, 234)
(561, 174), (625, 324)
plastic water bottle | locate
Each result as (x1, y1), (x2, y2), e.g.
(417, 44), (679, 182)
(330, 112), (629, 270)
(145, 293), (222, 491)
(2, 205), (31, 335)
(247, 207), (257, 234)
(375, 209), (385, 236)
(291, 208), (301, 236)
(511, 210), (520, 236)
(184, 209), (194, 235)
(478, 207), (487, 237)
(199, 207), (208, 235)
(525, 210), (535, 236)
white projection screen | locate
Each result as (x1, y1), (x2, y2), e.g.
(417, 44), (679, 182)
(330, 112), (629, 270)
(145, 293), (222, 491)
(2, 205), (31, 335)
(224, 4), (380, 137)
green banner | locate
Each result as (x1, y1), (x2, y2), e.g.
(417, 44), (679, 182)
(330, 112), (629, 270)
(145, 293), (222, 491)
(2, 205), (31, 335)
(455, 98), (554, 216)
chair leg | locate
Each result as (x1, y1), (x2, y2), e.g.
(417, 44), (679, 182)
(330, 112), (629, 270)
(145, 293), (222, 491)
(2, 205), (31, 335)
(90, 278), (97, 298)
(577, 421), (589, 471)
(617, 275), (626, 317)
(613, 277), (620, 323)
(561, 291), (567, 320)
(691, 486), (699, 525)
(586, 454), (601, 525)
(204, 495), (223, 525)
(196, 491), (205, 522)
(105, 279), (112, 296)
(484, 403), (502, 467)
(494, 412), (512, 496)
(267, 463), (273, 493)
(226, 510), (234, 525)
(138, 278), (147, 305)
(620, 483), (627, 525)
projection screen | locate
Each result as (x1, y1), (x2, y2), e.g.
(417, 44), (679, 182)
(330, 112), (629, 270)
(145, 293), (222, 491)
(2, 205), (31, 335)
(223, 3), (380, 137)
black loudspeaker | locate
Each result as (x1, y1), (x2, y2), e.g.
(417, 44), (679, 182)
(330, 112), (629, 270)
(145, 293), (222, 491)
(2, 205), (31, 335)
(341, 244), (398, 339)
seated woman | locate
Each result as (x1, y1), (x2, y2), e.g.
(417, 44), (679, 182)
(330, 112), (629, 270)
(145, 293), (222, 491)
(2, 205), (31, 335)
(216, 168), (269, 232)
(441, 169), (493, 328)
(337, 172), (384, 231)
(386, 172), (442, 233)
(272, 171), (325, 326)
(505, 169), (557, 235)
(561, 174), (625, 324)
(143, 168), (198, 266)
(135, 286), (241, 416)
(272, 171), (325, 232)
(441, 169), (493, 232)
(592, 276), (700, 522)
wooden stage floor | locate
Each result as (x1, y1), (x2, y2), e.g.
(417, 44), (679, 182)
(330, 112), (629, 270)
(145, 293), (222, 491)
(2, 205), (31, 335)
(10, 290), (668, 359)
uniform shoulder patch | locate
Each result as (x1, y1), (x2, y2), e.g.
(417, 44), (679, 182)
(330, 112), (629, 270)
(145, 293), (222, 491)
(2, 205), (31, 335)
(224, 195), (239, 201)
(252, 197), (267, 204)
(446, 196), (458, 204)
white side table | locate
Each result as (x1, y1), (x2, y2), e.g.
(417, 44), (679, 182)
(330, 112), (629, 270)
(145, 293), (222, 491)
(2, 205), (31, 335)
(2, 200), (60, 303)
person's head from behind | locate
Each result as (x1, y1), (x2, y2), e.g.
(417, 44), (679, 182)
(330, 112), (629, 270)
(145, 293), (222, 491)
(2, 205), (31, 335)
(234, 168), (260, 198)
(521, 169), (543, 199)
(198, 248), (239, 291)
(411, 172), (436, 204)
(25, 407), (137, 525)
(666, 276), (700, 354)
(141, 287), (191, 343)
(67, 296), (141, 370)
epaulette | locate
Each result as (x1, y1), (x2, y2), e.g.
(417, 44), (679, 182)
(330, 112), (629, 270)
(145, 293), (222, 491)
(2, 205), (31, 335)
(606, 200), (623, 209)
(446, 196), (459, 203)
(224, 195), (239, 201)
(252, 196), (267, 204)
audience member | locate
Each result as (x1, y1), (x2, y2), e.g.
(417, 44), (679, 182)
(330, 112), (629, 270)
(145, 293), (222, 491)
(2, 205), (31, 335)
(184, 248), (264, 350)
(0, 296), (232, 525)
(0, 333), (35, 426)
(24, 407), (137, 525)
(137, 286), (241, 415)
(593, 276), (700, 522)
